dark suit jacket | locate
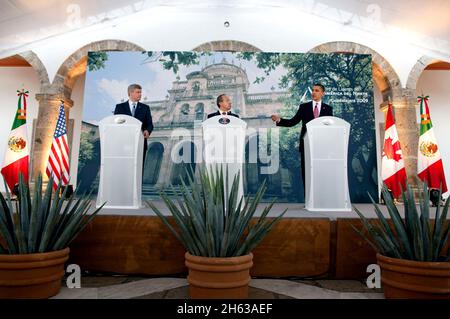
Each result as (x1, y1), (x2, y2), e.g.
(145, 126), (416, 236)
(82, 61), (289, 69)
(207, 110), (240, 119)
(276, 101), (333, 152)
(114, 101), (154, 155)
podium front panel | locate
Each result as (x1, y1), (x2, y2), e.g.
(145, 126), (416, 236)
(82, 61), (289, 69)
(101, 157), (136, 207)
(304, 116), (351, 211)
(102, 125), (138, 158)
(96, 115), (143, 209)
(202, 116), (247, 206)
(311, 127), (346, 160)
(311, 159), (347, 209)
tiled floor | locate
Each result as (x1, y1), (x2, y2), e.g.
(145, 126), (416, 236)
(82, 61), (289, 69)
(53, 274), (384, 299)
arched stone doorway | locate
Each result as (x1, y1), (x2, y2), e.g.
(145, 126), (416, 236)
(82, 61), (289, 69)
(170, 141), (197, 185)
(411, 57), (450, 196)
(143, 142), (165, 185)
(32, 40), (145, 182)
(308, 41), (418, 193)
(0, 51), (48, 190)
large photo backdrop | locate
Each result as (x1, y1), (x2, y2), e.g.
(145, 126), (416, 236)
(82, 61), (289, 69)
(78, 51), (377, 203)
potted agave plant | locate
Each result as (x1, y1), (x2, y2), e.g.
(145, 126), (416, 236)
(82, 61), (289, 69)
(0, 173), (104, 299)
(353, 183), (450, 299)
(147, 166), (286, 299)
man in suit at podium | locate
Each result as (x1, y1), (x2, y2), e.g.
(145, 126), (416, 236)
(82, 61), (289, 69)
(207, 94), (240, 118)
(114, 84), (154, 166)
(271, 83), (333, 192)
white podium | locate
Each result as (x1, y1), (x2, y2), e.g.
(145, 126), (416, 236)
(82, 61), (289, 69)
(96, 115), (143, 209)
(304, 116), (351, 211)
(202, 115), (247, 204)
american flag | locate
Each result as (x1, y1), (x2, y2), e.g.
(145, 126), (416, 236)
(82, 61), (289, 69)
(46, 101), (70, 190)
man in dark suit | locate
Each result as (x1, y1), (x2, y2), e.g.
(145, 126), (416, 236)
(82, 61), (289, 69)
(114, 84), (153, 166)
(207, 94), (240, 118)
(271, 83), (333, 192)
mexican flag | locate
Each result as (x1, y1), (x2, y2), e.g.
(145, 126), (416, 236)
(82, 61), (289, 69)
(1, 89), (29, 192)
(381, 103), (407, 198)
(417, 95), (447, 193)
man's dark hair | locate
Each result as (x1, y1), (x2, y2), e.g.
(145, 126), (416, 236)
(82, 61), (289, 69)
(216, 94), (226, 108)
(128, 83), (142, 95)
(313, 83), (325, 92)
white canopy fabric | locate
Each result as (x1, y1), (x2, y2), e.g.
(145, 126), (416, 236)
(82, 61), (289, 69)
(0, 0), (449, 54)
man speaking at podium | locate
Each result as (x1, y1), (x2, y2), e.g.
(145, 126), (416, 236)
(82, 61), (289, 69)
(271, 83), (333, 191)
(207, 94), (240, 118)
(114, 84), (154, 166)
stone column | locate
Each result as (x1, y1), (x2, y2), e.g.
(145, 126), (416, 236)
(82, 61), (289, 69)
(393, 88), (419, 185)
(31, 93), (73, 181)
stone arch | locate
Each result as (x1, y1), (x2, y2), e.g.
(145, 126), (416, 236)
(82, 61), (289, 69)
(17, 50), (50, 89)
(193, 40), (261, 52)
(180, 103), (190, 114)
(52, 39), (145, 96)
(309, 41), (402, 101)
(144, 142), (164, 185)
(170, 141), (197, 185)
(31, 40), (145, 180)
(405, 55), (448, 91)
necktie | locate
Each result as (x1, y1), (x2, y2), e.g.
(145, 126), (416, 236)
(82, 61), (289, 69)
(313, 103), (319, 118)
(132, 102), (137, 117)
(222, 112), (227, 116)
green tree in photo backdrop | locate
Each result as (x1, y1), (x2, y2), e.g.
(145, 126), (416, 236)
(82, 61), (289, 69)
(237, 52), (377, 202)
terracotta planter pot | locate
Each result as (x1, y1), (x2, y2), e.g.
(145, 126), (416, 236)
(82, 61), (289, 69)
(185, 252), (253, 299)
(0, 247), (70, 299)
(377, 253), (450, 299)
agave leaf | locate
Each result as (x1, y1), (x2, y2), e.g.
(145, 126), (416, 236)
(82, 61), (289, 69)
(53, 196), (92, 246)
(27, 173), (42, 252)
(38, 178), (64, 252)
(220, 196), (244, 256)
(352, 205), (402, 258)
(419, 182), (432, 260)
(18, 174), (29, 252)
(38, 175), (55, 238)
(147, 201), (184, 244)
(234, 179), (266, 240)
(240, 207), (287, 255)
(0, 204), (17, 254)
(49, 191), (83, 248)
(432, 186), (444, 259)
(350, 223), (383, 253)
(375, 189), (412, 259)
(401, 185), (414, 248)
(406, 183), (424, 260)
(169, 184), (206, 255)
(434, 195), (450, 259)
(53, 201), (105, 250)
(178, 180), (206, 246)
(159, 192), (203, 255)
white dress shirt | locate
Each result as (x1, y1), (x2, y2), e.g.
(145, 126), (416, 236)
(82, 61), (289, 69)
(219, 109), (232, 115)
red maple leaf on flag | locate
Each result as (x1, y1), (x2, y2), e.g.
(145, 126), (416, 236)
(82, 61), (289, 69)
(383, 137), (402, 162)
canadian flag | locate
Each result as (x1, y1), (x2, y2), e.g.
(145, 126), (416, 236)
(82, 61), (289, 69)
(381, 103), (407, 198)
